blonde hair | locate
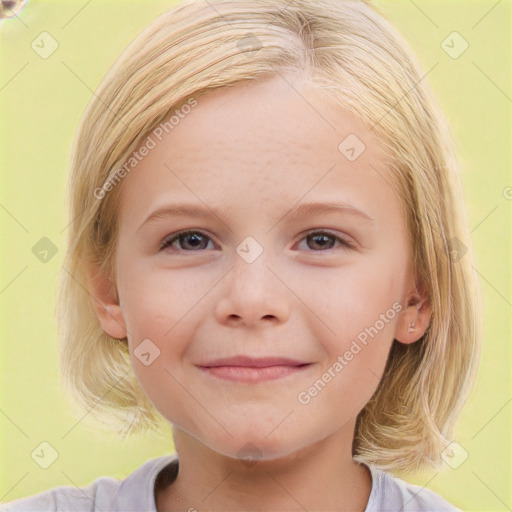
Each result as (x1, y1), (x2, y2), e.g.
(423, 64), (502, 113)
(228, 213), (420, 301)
(57, 0), (482, 472)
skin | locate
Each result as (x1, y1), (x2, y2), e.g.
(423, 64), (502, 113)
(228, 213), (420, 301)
(89, 72), (431, 511)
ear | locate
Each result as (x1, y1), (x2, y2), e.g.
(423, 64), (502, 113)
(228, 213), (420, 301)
(86, 262), (127, 340)
(395, 282), (432, 344)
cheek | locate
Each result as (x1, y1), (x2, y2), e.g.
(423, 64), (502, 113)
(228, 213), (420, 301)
(321, 254), (405, 401)
(295, 262), (401, 416)
(116, 267), (196, 421)
(116, 258), (211, 340)
(297, 253), (405, 347)
(115, 260), (213, 401)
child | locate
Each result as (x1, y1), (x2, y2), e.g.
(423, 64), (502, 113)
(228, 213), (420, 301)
(2, 0), (481, 510)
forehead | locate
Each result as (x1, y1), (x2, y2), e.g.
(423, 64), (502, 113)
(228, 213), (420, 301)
(117, 73), (402, 229)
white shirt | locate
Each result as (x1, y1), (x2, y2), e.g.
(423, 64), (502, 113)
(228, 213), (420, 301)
(1, 453), (462, 511)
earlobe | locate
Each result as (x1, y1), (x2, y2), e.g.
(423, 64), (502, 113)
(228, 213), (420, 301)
(395, 294), (432, 345)
(87, 263), (127, 340)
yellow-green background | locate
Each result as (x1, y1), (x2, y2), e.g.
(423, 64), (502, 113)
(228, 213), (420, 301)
(0, 1), (510, 510)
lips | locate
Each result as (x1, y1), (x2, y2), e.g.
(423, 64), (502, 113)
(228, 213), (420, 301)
(199, 356), (309, 368)
(197, 356), (311, 383)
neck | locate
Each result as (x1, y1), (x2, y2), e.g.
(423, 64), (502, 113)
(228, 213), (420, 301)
(156, 425), (372, 512)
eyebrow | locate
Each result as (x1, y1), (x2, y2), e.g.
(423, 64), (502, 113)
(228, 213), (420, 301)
(136, 200), (375, 233)
(278, 201), (375, 224)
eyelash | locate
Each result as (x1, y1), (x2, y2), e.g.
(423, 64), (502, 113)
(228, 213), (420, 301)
(158, 229), (355, 253)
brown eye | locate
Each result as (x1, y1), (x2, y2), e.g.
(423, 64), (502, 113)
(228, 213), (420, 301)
(307, 233), (336, 250)
(160, 231), (214, 251)
(297, 231), (354, 251)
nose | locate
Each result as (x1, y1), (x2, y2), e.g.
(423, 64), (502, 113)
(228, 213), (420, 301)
(215, 253), (291, 327)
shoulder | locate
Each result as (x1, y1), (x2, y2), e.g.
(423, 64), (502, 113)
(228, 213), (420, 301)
(1, 454), (177, 512)
(0, 478), (116, 512)
(366, 466), (462, 512)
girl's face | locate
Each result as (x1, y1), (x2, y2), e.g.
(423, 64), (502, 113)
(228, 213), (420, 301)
(93, 73), (430, 462)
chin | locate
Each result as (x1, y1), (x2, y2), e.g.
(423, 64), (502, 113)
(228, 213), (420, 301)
(205, 428), (310, 464)
(171, 406), (328, 464)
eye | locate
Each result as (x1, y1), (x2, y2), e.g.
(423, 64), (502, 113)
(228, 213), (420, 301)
(296, 231), (354, 251)
(159, 230), (216, 251)
(158, 229), (354, 253)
